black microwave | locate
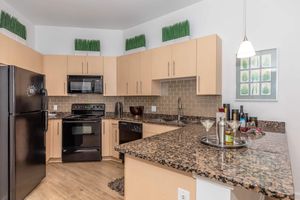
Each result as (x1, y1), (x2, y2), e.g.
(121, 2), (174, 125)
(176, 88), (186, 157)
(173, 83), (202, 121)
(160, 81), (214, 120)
(67, 76), (103, 94)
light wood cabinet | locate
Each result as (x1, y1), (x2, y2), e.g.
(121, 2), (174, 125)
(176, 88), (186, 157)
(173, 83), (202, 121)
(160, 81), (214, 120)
(102, 120), (111, 157)
(117, 52), (160, 96)
(196, 35), (222, 95)
(111, 121), (120, 159)
(152, 40), (197, 80)
(143, 123), (179, 138)
(67, 55), (103, 75)
(140, 51), (160, 96)
(86, 56), (104, 75)
(103, 57), (117, 96)
(0, 33), (43, 73)
(46, 119), (62, 162)
(117, 55), (130, 96)
(152, 45), (172, 80)
(43, 55), (68, 96)
(172, 39), (197, 78)
(128, 53), (141, 95)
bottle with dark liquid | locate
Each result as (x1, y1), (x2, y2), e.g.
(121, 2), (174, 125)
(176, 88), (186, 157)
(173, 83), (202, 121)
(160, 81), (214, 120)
(240, 105), (246, 128)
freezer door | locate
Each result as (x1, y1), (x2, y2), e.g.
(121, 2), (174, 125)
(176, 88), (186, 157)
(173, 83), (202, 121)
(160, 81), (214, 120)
(10, 112), (46, 200)
(0, 67), (9, 200)
(9, 66), (46, 114)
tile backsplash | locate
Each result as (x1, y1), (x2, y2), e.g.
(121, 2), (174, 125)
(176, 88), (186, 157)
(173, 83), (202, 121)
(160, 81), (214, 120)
(49, 79), (221, 117)
(48, 95), (124, 113)
(124, 79), (222, 117)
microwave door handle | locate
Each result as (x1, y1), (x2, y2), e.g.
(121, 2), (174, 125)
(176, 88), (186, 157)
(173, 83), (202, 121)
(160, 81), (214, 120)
(63, 121), (99, 124)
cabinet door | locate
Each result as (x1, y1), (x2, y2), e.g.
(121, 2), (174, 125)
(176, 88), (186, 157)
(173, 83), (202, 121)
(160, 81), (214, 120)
(111, 121), (119, 159)
(0, 33), (12, 65)
(128, 53), (141, 96)
(140, 51), (156, 95)
(143, 123), (179, 138)
(197, 35), (222, 95)
(172, 39), (197, 78)
(117, 55), (130, 96)
(43, 55), (68, 96)
(152, 45), (172, 80)
(51, 120), (62, 159)
(67, 56), (85, 75)
(86, 56), (103, 75)
(45, 120), (53, 162)
(102, 120), (111, 157)
(103, 57), (117, 96)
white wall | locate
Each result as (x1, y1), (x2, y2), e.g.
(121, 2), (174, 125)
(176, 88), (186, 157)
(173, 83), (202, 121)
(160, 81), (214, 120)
(35, 26), (123, 56)
(124, 0), (300, 197)
(0, 0), (35, 48)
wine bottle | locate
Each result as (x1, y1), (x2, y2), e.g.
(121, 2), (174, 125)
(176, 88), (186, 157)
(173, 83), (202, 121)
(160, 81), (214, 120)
(240, 105), (246, 128)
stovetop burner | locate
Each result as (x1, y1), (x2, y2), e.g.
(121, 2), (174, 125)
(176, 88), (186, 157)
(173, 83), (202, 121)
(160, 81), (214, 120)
(63, 104), (105, 122)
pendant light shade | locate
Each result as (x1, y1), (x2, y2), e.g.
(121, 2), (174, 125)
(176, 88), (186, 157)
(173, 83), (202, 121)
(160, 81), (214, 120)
(237, 37), (256, 58)
(237, 0), (255, 58)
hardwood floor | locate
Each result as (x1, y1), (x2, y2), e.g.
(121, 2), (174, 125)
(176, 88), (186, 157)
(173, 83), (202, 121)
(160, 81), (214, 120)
(26, 161), (124, 200)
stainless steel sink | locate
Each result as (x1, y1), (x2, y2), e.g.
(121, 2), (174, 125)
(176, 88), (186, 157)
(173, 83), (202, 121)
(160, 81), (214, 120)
(147, 118), (198, 126)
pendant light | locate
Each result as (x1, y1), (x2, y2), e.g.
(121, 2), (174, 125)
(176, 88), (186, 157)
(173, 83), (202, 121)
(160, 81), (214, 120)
(237, 0), (255, 58)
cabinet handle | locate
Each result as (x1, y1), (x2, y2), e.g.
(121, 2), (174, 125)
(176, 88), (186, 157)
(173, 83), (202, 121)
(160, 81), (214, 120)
(82, 62), (84, 74)
(105, 83), (107, 95)
(198, 76), (200, 93)
(136, 81), (138, 94)
(126, 82), (128, 94)
(64, 82), (66, 94)
(87, 62), (89, 74)
(115, 130), (117, 143)
(103, 122), (105, 135)
(57, 122), (59, 135)
(140, 81), (142, 94)
(173, 61), (175, 76)
(168, 62), (170, 77)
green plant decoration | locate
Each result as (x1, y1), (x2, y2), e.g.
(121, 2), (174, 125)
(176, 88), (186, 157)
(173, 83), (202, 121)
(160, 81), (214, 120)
(75, 39), (101, 52)
(125, 34), (146, 51)
(0, 10), (27, 40)
(162, 20), (190, 42)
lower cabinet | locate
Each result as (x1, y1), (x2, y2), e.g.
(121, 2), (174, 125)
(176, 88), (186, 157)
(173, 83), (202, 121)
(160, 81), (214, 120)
(102, 119), (119, 159)
(46, 119), (62, 163)
(143, 123), (179, 138)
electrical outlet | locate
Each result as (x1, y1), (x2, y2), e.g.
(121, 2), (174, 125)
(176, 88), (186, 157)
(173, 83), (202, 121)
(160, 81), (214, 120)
(53, 105), (58, 111)
(178, 188), (190, 200)
(151, 106), (157, 113)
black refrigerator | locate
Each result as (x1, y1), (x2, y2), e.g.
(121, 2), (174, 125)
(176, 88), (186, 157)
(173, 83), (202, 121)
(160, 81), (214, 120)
(0, 66), (48, 200)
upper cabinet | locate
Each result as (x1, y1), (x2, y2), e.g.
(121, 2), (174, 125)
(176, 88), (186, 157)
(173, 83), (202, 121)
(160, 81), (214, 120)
(67, 56), (103, 75)
(117, 55), (130, 96)
(117, 52), (160, 96)
(43, 55), (68, 96)
(0, 33), (43, 73)
(152, 40), (197, 80)
(103, 57), (117, 96)
(196, 35), (222, 95)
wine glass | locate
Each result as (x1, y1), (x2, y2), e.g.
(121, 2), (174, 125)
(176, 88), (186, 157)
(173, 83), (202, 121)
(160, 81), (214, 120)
(200, 119), (215, 141)
(226, 120), (240, 144)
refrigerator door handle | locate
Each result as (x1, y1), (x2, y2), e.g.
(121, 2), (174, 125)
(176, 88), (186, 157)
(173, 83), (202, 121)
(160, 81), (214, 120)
(44, 111), (48, 132)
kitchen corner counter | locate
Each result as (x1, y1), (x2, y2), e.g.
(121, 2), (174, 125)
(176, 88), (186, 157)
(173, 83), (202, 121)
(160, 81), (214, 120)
(115, 124), (294, 199)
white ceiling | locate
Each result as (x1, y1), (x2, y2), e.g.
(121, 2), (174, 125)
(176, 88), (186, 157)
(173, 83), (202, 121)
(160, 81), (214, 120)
(4, 0), (203, 29)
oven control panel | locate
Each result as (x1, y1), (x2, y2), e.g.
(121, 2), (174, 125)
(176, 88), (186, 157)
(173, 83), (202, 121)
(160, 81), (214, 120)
(72, 104), (105, 111)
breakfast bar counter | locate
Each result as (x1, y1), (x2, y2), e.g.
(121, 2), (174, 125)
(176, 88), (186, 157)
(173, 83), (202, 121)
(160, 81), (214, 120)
(116, 124), (294, 200)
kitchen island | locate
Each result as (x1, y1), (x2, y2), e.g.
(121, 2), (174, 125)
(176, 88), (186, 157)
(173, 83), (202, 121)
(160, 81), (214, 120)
(115, 124), (294, 200)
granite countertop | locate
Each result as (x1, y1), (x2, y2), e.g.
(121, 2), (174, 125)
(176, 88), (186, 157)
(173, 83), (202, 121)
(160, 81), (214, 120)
(115, 124), (294, 199)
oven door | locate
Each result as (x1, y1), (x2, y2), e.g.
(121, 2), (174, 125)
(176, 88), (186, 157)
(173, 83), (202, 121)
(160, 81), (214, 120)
(62, 120), (101, 148)
(67, 76), (103, 94)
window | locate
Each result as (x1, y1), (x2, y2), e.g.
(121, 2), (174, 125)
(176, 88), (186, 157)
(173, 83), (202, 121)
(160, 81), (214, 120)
(236, 48), (278, 101)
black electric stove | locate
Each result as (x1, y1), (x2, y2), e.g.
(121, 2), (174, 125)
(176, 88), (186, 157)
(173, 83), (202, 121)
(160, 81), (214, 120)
(62, 104), (105, 162)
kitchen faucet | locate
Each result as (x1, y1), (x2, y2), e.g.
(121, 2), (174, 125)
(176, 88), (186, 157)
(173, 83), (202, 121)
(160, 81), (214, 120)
(177, 97), (183, 121)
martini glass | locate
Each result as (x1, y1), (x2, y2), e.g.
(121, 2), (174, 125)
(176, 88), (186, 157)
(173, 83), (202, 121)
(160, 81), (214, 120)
(226, 120), (240, 144)
(200, 119), (215, 142)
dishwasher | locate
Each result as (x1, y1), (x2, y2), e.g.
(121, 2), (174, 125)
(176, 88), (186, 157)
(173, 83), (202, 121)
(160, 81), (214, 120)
(119, 121), (143, 162)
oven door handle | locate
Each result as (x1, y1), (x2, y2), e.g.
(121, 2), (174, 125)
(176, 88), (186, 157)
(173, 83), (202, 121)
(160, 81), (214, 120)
(63, 120), (99, 124)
